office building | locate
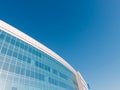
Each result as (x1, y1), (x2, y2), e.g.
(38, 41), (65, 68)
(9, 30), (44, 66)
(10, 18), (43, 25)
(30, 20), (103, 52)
(0, 20), (88, 90)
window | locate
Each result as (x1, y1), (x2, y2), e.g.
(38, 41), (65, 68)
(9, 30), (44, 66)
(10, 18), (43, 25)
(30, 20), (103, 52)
(53, 69), (58, 75)
(13, 52), (18, 58)
(7, 49), (12, 56)
(5, 36), (11, 42)
(15, 66), (21, 74)
(26, 69), (30, 77)
(18, 54), (22, 60)
(2, 62), (9, 71)
(38, 74), (45, 81)
(35, 61), (50, 72)
(0, 33), (5, 39)
(20, 68), (25, 75)
(12, 87), (17, 90)
(59, 72), (67, 80)
(1, 47), (7, 54)
(11, 38), (15, 44)
(30, 71), (34, 78)
(27, 58), (31, 63)
(15, 41), (20, 47)
(35, 72), (39, 79)
(9, 64), (15, 72)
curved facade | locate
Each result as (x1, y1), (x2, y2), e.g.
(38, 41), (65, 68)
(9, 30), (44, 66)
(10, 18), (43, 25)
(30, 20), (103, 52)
(0, 20), (88, 90)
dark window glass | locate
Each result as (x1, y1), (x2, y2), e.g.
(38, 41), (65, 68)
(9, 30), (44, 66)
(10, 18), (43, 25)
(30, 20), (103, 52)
(48, 77), (52, 83)
(41, 64), (44, 69)
(27, 58), (31, 63)
(59, 72), (67, 80)
(35, 61), (50, 72)
(35, 61), (38, 66)
(28, 47), (32, 53)
(30, 71), (34, 78)
(5, 36), (11, 42)
(53, 69), (58, 75)
(12, 87), (17, 90)
(7, 49), (12, 56)
(18, 54), (22, 60)
(39, 63), (42, 68)
(23, 56), (27, 62)
(48, 67), (50, 72)
(45, 65), (47, 71)
(15, 41), (20, 47)
(26, 69), (30, 77)
(38, 74), (45, 81)
(11, 39), (15, 44)
(15, 66), (20, 74)
(24, 45), (27, 50)
(13, 52), (18, 58)
(0, 34), (5, 40)
(20, 68), (25, 75)
(1, 47), (7, 54)
(38, 52), (41, 58)
(20, 43), (24, 49)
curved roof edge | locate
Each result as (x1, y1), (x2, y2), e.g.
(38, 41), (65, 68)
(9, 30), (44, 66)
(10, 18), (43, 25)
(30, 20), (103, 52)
(76, 72), (88, 90)
(0, 20), (76, 74)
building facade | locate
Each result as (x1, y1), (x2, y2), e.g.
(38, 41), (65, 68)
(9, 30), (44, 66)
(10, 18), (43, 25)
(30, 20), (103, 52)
(0, 20), (88, 90)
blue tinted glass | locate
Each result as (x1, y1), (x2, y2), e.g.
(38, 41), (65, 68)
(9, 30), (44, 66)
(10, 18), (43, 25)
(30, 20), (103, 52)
(11, 38), (15, 44)
(20, 68), (25, 75)
(9, 64), (15, 72)
(0, 29), (78, 90)
(2, 62), (9, 71)
(1, 47), (7, 54)
(15, 66), (20, 74)
(7, 49), (12, 56)
(26, 69), (30, 77)
(12, 87), (17, 90)
(13, 52), (18, 58)
(0, 33), (5, 39)
(0, 61), (3, 68)
(5, 35), (11, 42)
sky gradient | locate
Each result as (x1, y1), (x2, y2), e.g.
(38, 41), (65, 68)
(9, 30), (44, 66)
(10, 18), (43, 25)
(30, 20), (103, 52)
(0, 0), (120, 90)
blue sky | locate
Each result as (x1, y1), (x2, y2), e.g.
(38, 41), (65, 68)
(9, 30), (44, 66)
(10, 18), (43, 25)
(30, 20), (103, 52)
(0, 0), (120, 90)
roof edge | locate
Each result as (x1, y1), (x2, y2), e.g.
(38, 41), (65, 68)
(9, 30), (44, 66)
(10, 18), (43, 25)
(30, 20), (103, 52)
(0, 20), (76, 74)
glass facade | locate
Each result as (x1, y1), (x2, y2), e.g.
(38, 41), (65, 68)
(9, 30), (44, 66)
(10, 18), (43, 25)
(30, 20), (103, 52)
(0, 29), (79, 90)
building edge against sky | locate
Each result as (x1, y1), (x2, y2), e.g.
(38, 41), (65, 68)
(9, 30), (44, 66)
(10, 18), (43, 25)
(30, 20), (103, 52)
(0, 20), (88, 90)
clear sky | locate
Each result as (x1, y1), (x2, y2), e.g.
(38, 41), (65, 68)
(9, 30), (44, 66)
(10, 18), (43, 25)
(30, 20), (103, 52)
(0, 0), (120, 90)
